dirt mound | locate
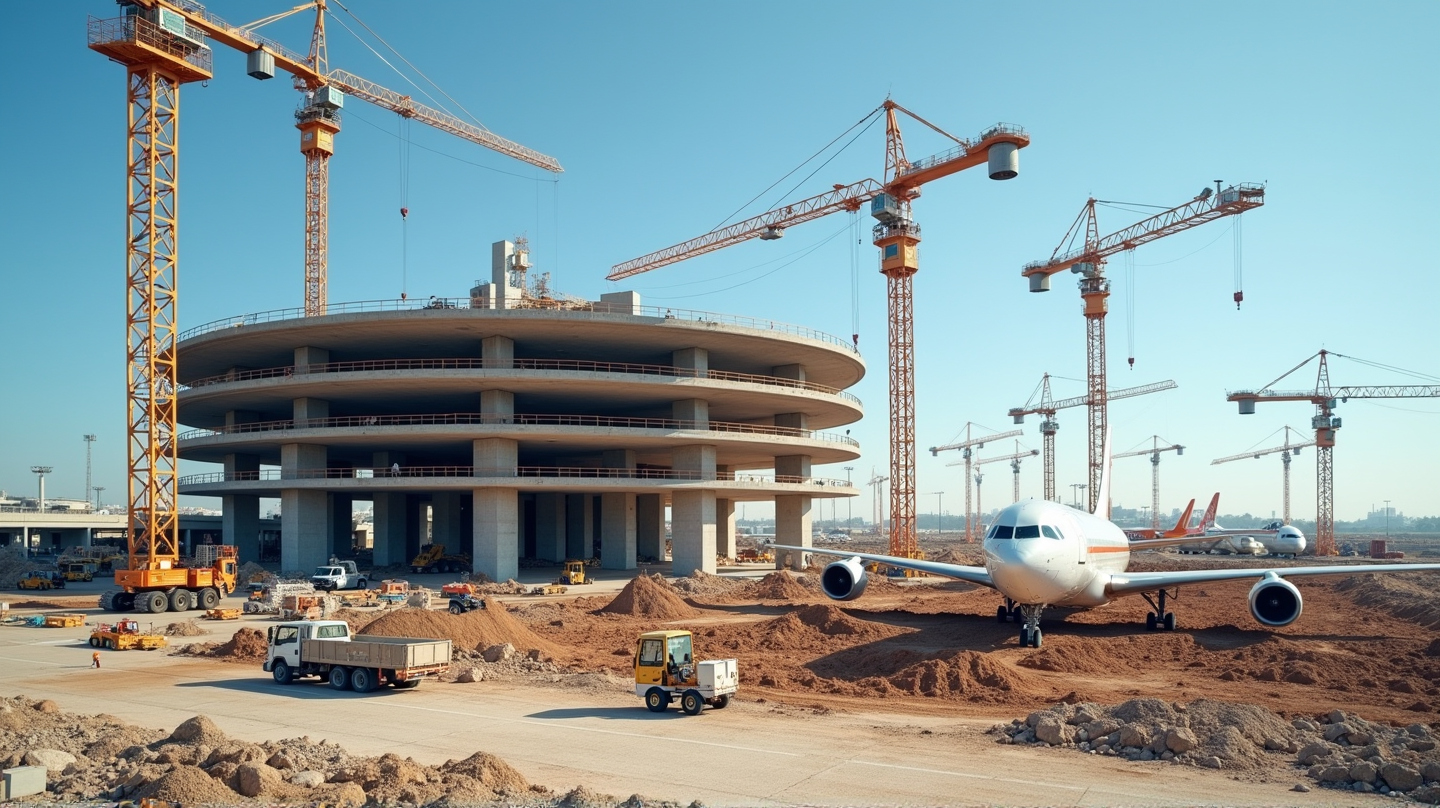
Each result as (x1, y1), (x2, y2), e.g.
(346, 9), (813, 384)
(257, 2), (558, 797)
(1020, 634), (1202, 675)
(174, 627), (268, 662)
(597, 574), (699, 620)
(332, 607), (385, 633)
(437, 750), (532, 796)
(163, 619), (205, 637)
(1336, 572), (1440, 630)
(750, 571), (816, 601)
(748, 605), (905, 652)
(877, 651), (1039, 699)
(670, 569), (746, 597)
(360, 603), (563, 659)
(132, 763), (240, 803)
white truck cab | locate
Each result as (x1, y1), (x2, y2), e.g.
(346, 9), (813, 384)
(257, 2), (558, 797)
(264, 620), (350, 673)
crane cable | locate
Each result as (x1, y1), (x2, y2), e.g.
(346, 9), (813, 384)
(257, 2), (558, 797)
(1125, 248), (1136, 368)
(850, 211), (861, 346)
(1233, 214), (1244, 309)
(399, 115), (411, 300)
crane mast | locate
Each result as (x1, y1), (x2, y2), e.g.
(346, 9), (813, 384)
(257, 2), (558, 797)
(1113, 437), (1184, 529)
(928, 426), (1023, 542)
(1022, 184), (1264, 513)
(1211, 427), (1314, 524)
(965, 445), (1039, 506)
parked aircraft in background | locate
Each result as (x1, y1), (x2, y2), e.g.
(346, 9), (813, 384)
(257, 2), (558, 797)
(1122, 498), (1196, 540)
(1175, 494), (1306, 557)
(768, 441), (1436, 648)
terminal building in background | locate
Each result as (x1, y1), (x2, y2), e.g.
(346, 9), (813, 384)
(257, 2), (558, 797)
(175, 240), (863, 578)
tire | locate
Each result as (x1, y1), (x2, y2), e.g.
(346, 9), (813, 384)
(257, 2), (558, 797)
(329, 667), (351, 690)
(1163, 612), (1177, 631)
(350, 667), (376, 693)
(996, 605), (1008, 624)
(681, 689), (704, 716)
(1145, 613), (1158, 631)
(272, 659), (294, 685)
(357, 579), (367, 589)
(393, 679), (421, 689)
(198, 587), (219, 609)
(1032, 628), (1043, 648)
(89, 636), (101, 648)
(1018, 627), (1031, 647)
(104, 639), (115, 650)
(449, 603), (462, 615)
(144, 591), (168, 613)
(644, 687), (669, 713)
(169, 589), (193, 612)
(98, 591), (116, 610)
(712, 694), (730, 710)
(113, 592), (135, 612)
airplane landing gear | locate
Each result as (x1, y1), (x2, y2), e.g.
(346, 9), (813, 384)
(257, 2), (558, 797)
(1017, 604), (1045, 648)
(996, 598), (1019, 623)
(1141, 588), (1179, 631)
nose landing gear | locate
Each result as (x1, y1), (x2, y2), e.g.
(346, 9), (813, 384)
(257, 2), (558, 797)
(1017, 604), (1045, 648)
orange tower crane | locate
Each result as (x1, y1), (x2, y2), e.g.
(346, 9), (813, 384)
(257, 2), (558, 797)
(87, 1), (560, 595)
(927, 426), (1023, 542)
(609, 101), (1029, 563)
(1226, 349), (1440, 555)
(1211, 426), (1314, 524)
(1112, 436), (1184, 529)
(964, 444), (1039, 506)
(1021, 183), (1264, 513)
(1007, 374), (1177, 504)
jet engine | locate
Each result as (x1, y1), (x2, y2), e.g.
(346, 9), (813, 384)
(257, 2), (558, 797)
(1248, 573), (1303, 626)
(820, 557), (869, 601)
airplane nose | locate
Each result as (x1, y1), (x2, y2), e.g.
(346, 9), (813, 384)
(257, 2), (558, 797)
(986, 541), (1057, 603)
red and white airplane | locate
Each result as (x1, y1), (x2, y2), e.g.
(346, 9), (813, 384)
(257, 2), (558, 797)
(770, 444), (1438, 648)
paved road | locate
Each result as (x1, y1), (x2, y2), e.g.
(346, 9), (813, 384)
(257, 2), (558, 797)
(0, 617), (1341, 807)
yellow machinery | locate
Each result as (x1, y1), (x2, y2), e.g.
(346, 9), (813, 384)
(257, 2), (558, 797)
(18, 571), (64, 590)
(89, 619), (166, 651)
(528, 584), (568, 596)
(63, 563), (96, 582)
(102, 545), (239, 615)
(558, 560), (592, 586)
(634, 630), (738, 715)
(204, 608), (242, 620)
(44, 614), (87, 628)
(410, 544), (471, 574)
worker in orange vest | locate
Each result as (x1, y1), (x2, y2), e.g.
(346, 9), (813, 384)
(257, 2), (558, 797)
(92, 651), (100, 669)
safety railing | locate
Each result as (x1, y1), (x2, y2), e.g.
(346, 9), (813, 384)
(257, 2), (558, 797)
(178, 467), (856, 487)
(87, 15), (215, 76)
(178, 298), (860, 354)
(181, 357), (861, 405)
(177, 413), (859, 446)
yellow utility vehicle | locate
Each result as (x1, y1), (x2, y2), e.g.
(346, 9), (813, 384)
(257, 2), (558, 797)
(63, 563), (96, 582)
(18, 570), (64, 590)
(410, 544), (471, 575)
(43, 614), (87, 628)
(557, 560), (592, 585)
(89, 619), (166, 650)
(204, 608), (242, 620)
(634, 630), (738, 715)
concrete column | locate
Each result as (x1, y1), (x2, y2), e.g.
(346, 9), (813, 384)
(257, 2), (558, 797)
(717, 498), (737, 559)
(432, 492), (464, 552)
(473, 489), (518, 580)
(372, 492), (407, 567)
(672, 347), (708, 377)
(776, 453), (812, 482)
(224, 410), (260, 429)
(223, 453), (261, 562)
(775, 495), (812, 570)
(771, 363), (807, 383)
(565, 494), (593, 560)
(480, 390), (515, 423)
(672, 490), (716, 576)
(294, 346), (330, 372)
(603, 449), (637, 471)
(600, 493), (637, 570)
(774, 412), (809, 434)
(672, 444), (716, 480)
(535, 493), (567, 562)
(292, 397), (329, 427)
(600, 290), (641, 315)
(329, 493), (353, 558)
(672, 398), (709, 430)
(636, 494), (663, 561)
(482, 335), (514, 369)
(280, 443), (328, 572)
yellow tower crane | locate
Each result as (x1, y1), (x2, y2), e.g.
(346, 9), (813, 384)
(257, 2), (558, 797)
(1112, 436), (1184, 530)
(1210, 427), (1314, 525)
(87, 1), (559, 604)
(927, 426), (1022, 543)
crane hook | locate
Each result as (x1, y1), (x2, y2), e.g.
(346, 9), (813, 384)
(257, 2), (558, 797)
(400, 207), (409, 220)
(1233, 290), (1243, 309)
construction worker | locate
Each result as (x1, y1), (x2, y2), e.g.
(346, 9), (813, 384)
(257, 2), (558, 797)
(91, 651), (100, 669)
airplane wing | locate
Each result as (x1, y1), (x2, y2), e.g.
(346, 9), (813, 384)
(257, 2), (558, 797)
(765, 543), (995, 589)
(1106, 562), (1440, 597)
(1127, 535), (1222, 552)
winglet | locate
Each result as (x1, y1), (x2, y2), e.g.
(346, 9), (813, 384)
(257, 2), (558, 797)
(1198, 493), (1220, 532)
(1092, 427), (1112, 517)
(1167, 499), (1196, 538)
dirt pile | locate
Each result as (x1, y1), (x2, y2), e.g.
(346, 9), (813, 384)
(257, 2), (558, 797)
(163, 619), (206, 637)
(173, 627), (268, 662)
(597, 574), (699, 620)
(360, 603), (564, 659)
(747, 604), (905, 652)
(332, 607), (385, 633)
(749, 571), (817, 601)
(669, 569), (747, 597)
(1336, 572), (1440, 631)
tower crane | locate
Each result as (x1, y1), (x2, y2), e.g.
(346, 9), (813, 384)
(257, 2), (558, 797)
(1112, 436), (1184, 530)
(867, 472), (889, 537)
(608, 101), (1028, 565)
(1211, 427), (1315, 524)
(928, 426), (1024, 542)
(1226, 349), (1440, 556)
(1007, 374), (1177, 503)
(954, 444), (1039, 507)
(87, 0), (560, 601)
(1021, 183), (1264, 513)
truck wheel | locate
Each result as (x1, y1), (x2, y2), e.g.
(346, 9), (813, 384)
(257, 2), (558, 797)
(272, 659), (294, 685)
(198, 587), (220, 609)
(144, 591), (168, 613)
(357, 579), (367, 589)
(89, 637), (101, 648)
(681, 689), (704, 716)
(712, 694), (730, 710)
(169, 589), (193, 612)
(393, 679), (421, 689)
(114, 592), (135, 612)
(644, 687), (670, 713)
(350, 668), (376, 693)
(329, 667), (351, 690)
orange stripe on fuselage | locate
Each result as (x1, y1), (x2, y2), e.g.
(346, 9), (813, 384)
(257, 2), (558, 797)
(1086, 545), (1130, 553)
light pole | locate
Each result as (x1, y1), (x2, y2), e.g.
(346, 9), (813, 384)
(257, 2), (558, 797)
(1384, 499), (1391, 539)
(94, 486), (105, 511)
(1069, 483), (1087, 509)
(30, 466), (53, 558)
(844, 466), (854, 528)
(924, 491), (944, 533)
(83, 434), (97, 510)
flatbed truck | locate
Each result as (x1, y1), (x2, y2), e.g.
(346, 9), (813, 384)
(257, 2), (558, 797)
(263, 620), (451, 692)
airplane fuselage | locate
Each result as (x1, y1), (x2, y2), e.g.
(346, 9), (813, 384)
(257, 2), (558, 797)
(982, 499), (1129, 607)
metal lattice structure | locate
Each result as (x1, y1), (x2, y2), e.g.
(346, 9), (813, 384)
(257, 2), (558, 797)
(965, 445), (1039, 506)
(928, 425), (1023, 542)
(1113, 436), (1184, 529)
(1211, 426), (1314, 524)
(1022, 185), (1264, 513)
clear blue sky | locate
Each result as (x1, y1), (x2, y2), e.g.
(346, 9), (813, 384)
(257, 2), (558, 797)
(2, 1), (1436, 524)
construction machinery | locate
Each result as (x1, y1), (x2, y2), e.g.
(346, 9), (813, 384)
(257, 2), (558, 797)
(311, 559), (368, 591)
(204, 608), (242, 620)
(965, 444), (1040, 506)
(447, 592), (486, 614)
(1226, 349), (1440, 555)
(62, 563), (97, 582)
(735, 547), (774, 564)
(1007, 375), (1178, 505)
(85, 3), (561, 594)
(43, 614), (88, 628)
(89, 619), (166, 651)
(410, 545), (471, 575)
(527, 584), (569, 596)
(634, 630), (738, 716)
(265, 620), (450, 691)
(1021, 184), (1264, 513)
(610, 101), (1029, 566)
(100, 545), (238, 615)
(1113, 437), (1184, 530)
(375, 579), (410, 604)
(557, 560), (592, 586)
(1211, 426), (1315, 524)
(17, 571), (65, 591)
(928, 425), (1023, 542)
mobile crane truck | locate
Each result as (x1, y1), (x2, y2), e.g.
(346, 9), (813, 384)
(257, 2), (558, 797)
(264, 620), (451, 692)
(100, 543), (238, 614)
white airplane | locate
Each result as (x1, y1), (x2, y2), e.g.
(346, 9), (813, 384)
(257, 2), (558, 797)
(1175, 493), (1307, 557)
(769, 442), (1440, 649)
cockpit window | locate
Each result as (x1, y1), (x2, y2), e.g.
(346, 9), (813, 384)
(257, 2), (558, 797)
(1041, 525), (1061, 540)
(1015, 525), (1041, 539)
(991, 525), (1014, 539)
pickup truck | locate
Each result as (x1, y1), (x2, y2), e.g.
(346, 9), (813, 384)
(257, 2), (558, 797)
(311, 559), (368, 591)
(263, 620), (451, 692)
